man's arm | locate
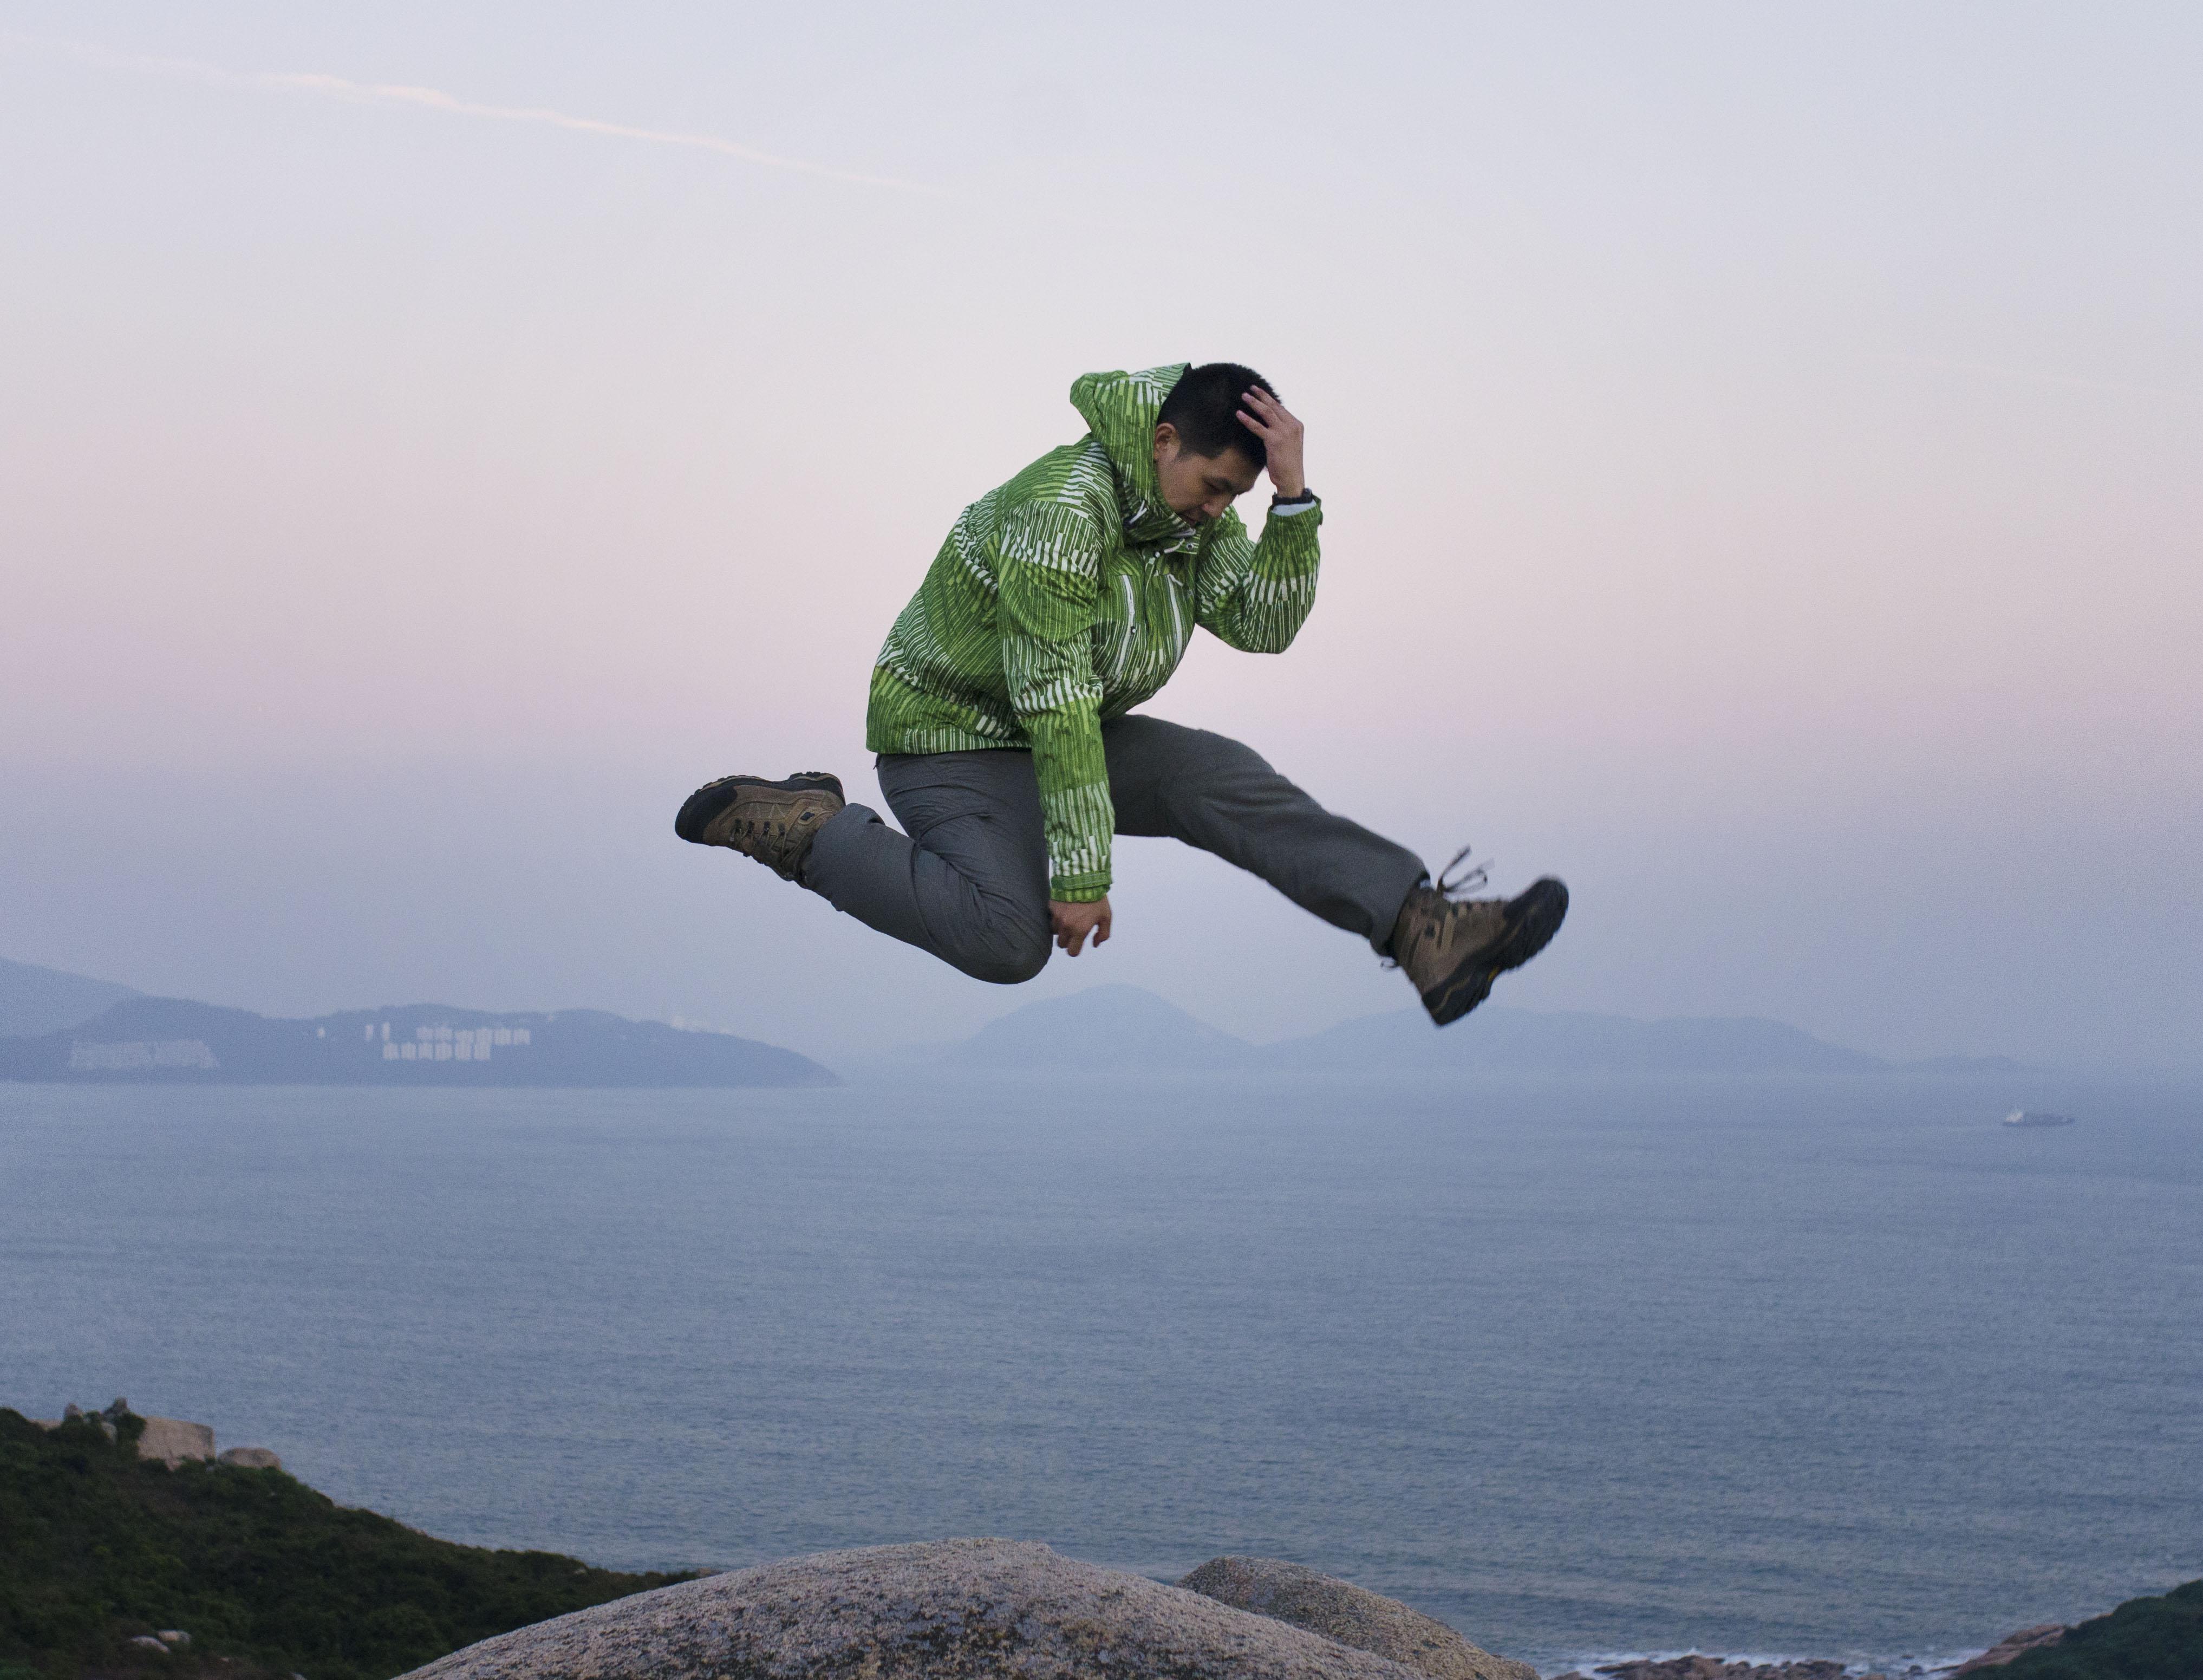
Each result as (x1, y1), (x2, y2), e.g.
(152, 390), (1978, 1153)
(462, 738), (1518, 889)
(1192, 388), (1322, 652)
(997, 500), (1116, 934)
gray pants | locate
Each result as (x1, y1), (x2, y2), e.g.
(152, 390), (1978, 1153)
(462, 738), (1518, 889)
(803, 714), (1428, 985)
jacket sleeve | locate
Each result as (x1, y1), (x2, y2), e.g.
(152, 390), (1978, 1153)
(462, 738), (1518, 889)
(996, 499), (1114, 902)
(1190, 499), (1323, 653)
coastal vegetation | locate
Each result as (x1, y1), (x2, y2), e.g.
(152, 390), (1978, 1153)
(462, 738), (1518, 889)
(0, 1410), (693, 1680)
(2001, 1579), (2203, 1680)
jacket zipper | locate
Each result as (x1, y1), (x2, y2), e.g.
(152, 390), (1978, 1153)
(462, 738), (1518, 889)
(1107, 572), (1139, 687)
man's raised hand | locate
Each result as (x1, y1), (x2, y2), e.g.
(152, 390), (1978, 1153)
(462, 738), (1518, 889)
(1236, 387), (1306, 499)
(1050, 896), (1112, 957)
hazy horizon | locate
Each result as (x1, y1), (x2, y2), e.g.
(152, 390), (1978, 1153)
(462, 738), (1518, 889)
(4, 4), (2198, 1073)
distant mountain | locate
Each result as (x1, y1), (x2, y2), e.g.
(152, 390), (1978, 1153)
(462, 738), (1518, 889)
(0, 996), (835, 1088)
(933, 985), (2019, 1078)
(0, 958), (141, 1039)
(1271, 1005), (1888, 1075)
(951, 983), (1254, 1071)
(1903, 1053), (2031, 1076)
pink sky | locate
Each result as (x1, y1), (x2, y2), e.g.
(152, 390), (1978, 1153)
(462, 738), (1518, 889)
(3, 4), (2198, 1066)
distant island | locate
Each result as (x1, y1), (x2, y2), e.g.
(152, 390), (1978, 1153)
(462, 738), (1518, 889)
(0, 989), (834, 1090)
(0, 955), (141, 1039)
(897, 982), (2036, 1080)
(1, 956), (2046, 1088)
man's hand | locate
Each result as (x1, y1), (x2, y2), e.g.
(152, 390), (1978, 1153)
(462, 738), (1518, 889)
(1050, 896), (1112, 956)
(1236, 387), (1306, 499)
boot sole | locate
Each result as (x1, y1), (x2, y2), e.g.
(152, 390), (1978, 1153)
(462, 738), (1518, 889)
(675, 772), (844, 845)
(1423, 877), (1569, 1026)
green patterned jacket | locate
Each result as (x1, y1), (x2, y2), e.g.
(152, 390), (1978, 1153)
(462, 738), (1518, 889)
(865, 364), (1324, 902)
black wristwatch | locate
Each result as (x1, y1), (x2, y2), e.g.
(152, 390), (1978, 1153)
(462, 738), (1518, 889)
(1270, 486), (1317, 507)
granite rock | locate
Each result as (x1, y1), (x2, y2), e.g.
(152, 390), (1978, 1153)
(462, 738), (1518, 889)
(400, 1537), (1441, 1680)
(218, 1447), (283, 1470)
(1949, 1625), (2067, 1675)
(1590, 1661), (1848, 1680)
(136, 1417), (217, 1467)
(1179, 1557), (1534, 1680)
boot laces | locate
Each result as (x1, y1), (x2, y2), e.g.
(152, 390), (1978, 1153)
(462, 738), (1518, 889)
(1436, 843), (1491, 901)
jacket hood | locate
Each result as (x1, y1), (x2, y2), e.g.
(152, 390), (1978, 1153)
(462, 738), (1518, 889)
(1069, 363), (1191, 544)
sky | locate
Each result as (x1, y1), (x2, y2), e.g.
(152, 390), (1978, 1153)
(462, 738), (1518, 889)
(2, 2), (2198, 1071)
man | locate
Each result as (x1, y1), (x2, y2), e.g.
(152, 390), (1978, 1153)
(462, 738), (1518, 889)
(675, 362), (1566, 1025)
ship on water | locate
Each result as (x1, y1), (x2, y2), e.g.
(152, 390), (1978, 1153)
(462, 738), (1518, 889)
(2003, 1109), (2077, 1128)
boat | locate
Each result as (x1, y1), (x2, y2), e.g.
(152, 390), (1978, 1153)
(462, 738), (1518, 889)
(2003, 1109), (2077, 1128)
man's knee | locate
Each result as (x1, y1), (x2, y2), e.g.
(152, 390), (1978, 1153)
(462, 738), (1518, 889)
(959, 932), (1050, 986)
(944, 909), (1051, 986)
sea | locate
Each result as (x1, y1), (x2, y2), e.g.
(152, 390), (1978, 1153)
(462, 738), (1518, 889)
(3, 1072), (2199, 1676)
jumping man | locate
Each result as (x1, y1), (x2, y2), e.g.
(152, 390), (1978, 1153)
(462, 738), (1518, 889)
(675, 363), (1567, 1025)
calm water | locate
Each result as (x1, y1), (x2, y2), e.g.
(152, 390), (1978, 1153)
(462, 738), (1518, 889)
(3, 1075), (2199, 1674)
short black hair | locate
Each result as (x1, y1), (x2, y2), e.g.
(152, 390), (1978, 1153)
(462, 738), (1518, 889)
(1156, 362), (1274, 469)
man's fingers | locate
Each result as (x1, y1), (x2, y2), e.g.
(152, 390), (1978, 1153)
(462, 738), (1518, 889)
(1236, 407), (1274, 437)
(1050, 898), (1109, 958)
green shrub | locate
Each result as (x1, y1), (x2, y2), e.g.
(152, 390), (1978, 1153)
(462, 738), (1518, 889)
(2002, 1580), (2203, 1680)
(0, 1410), (695, 1680)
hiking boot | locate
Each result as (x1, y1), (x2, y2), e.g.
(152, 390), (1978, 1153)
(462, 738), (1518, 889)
(674, 771), (845, 882)
(1391, 875), (1569, 1026)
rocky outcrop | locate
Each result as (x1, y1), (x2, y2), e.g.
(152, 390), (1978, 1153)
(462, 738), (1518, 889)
(37, 1399), (279, 1470)
(1179, 1557), (1533, 1680)
(400, 1538), (1477, 1680)
(1555, 1662), (1848, 1680)
(119, 1633), (193, 1656)
(136, 1416), (217, 1467)
(1948, 1625), (2067, 1674)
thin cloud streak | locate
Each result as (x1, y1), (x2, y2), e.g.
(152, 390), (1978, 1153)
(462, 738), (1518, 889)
(9, 33), (938, 194)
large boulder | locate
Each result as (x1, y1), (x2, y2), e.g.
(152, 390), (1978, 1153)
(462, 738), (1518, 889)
(218, 1446), (283, 1470)
(135, 1417), (216, 1467)
(400, 1538), (1439, 1680)
(1573, 1661), (1847, 1680)
(1179, 1557), (1534, 1680)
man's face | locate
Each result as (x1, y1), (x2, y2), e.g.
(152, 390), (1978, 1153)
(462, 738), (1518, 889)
(1151, 424), (1261, 526)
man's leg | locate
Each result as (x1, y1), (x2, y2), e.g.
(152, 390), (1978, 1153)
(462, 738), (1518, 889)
(801, 750), (1053, 986)
(1102, 715), (1426, 955)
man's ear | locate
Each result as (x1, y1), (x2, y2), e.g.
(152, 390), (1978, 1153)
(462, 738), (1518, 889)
(1151, 420), (1179, 460)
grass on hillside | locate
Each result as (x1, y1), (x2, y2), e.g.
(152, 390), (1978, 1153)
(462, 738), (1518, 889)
(0, 1409), (695, 1680)
(2001, 1579), (2203, 1680)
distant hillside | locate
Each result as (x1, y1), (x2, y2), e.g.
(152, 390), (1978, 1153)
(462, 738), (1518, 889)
(933, 986), (2023, 1078)
(0, 997), (835, 1089)
(0, 1408), (690, 1680)
(1272, 1005), (1887, 1075)
(951, 984), (1253, 1071)
(0, 958), (140, 1039)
